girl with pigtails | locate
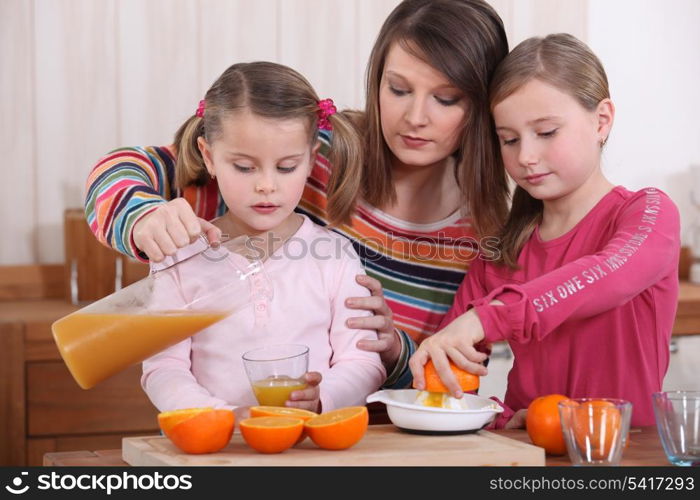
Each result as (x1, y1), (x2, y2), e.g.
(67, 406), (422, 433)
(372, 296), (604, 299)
(140, 62), (386, 418)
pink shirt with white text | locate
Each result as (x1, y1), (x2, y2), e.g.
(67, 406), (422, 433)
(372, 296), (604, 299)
(440, 187), (680, 427)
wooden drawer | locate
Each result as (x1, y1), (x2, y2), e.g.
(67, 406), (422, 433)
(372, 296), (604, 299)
(27, 361), (159, 436)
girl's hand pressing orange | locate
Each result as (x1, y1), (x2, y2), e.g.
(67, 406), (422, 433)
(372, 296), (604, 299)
(409, 309), (489, 398)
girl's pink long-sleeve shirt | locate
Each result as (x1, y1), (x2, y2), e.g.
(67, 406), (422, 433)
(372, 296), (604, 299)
(141, 215), (386, 412)
(440, 187), (680, 426)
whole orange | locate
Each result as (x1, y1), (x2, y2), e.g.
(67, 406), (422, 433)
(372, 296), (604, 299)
(304, 406), (368, 450)
(573, 400), (622, 459)
(414, 359), (480, 394)
(158, 408), (234, 454)
(526, 394), (569, 456)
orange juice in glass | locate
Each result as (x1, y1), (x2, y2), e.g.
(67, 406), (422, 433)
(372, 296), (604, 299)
(252, 376), (308, 407)
(52, 236), (267, 389)
(243, 345), (309, 406)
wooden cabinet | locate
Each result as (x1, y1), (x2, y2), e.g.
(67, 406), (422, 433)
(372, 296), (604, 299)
(0, 299), (160, 466)
(0, 208), (155, 465)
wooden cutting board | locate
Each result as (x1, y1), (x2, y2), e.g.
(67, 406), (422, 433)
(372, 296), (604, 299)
(122, 425), (544, 466)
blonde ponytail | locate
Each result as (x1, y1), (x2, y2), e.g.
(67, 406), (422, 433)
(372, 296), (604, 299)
(173, 114), (209, 190)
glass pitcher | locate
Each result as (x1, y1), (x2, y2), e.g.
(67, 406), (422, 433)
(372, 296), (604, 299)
(51, 235), (270, 389)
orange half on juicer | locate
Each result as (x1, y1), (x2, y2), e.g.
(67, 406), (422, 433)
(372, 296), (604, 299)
(413, 360), (480, 409)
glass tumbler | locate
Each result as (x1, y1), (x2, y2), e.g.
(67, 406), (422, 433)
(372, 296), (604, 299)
(652, 391), (700, 466)
(558, 398), (632, 466)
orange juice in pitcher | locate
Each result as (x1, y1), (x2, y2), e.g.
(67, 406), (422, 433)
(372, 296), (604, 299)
(53, 310), (229, 389)
(52, 236), (269, 389)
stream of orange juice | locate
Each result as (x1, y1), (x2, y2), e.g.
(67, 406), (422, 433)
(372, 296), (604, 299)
(252, 376), (307, 406)
(52, 311), (228, 389)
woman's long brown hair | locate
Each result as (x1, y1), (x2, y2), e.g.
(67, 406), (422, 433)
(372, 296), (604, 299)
(361, 0), (510, 239)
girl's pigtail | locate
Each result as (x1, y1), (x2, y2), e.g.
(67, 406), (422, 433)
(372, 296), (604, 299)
(325, 110), (365, 226)
(173, 112), (208, 191)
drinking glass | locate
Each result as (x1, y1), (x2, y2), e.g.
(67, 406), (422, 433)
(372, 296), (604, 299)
(558, 398), (632, 466)
(242, 344), (309, 407)
(652, 391), (700, 466)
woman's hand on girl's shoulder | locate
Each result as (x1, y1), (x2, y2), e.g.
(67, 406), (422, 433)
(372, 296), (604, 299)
(346, 274), (402, 370)
(133, 198), (221, 262)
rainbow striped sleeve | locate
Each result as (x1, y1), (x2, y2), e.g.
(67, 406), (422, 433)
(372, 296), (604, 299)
(84, 146), (224, 261)
(85, 146), (175, 260)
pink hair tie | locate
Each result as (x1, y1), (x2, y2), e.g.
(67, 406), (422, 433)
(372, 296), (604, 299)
(195, 99), (206, 118)
(317, 98), (336, 131)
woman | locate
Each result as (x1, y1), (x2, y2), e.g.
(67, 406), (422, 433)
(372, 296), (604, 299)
(84, 0), (509, 387)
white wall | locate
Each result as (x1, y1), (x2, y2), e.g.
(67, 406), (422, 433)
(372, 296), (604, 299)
(588, 0), (700, 246)
(1, 0), (699, 264)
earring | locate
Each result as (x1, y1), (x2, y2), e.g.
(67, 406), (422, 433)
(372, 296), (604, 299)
(599, 137), (608, 147)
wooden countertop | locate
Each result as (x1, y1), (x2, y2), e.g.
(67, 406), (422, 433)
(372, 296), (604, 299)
(674, 281), (700, 335)
(43, 426), (669, 467)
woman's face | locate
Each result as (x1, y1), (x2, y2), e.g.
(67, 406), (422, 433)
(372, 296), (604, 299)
(379, 42), (469, 170)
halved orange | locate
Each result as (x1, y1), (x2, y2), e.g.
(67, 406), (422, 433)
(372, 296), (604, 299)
(416, 359), (480, 394)
(250, 406), (318, 444)
(239, 416), (304, 454)
(158, 407), (234, 454)
(158, 407), (213, 435)
(304, 406), (368, 450)
(249, 406), (318, 420)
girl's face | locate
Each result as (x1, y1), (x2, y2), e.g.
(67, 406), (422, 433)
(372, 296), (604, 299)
(492, 79), (613, 204)
(198, 109), (316, 236)
(379, 42), (469, 170)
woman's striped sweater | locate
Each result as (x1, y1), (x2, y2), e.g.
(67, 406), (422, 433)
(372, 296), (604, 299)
(85, 132), (478, 345)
